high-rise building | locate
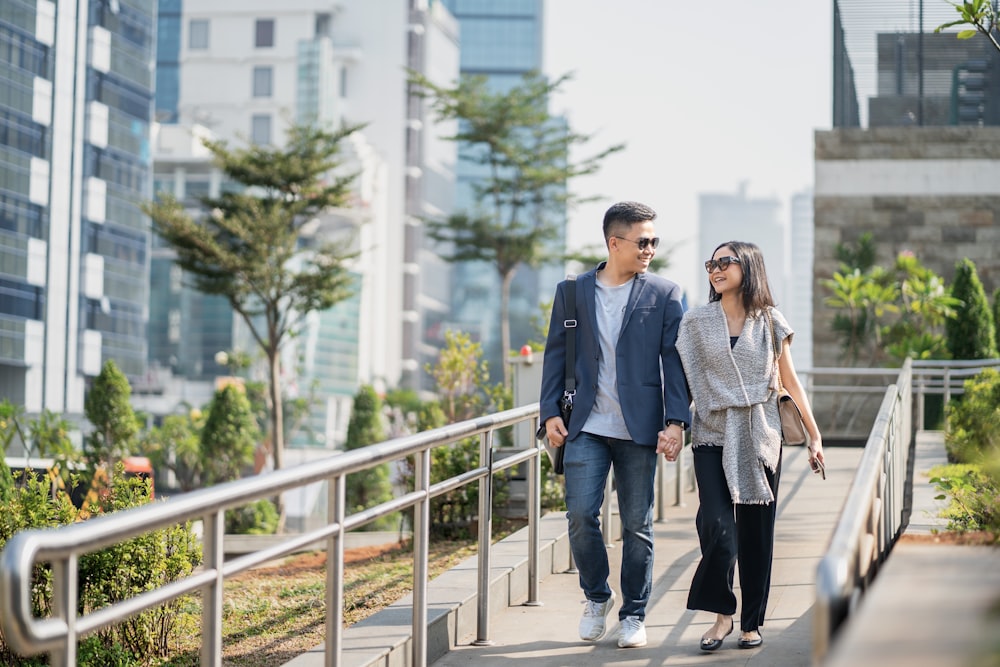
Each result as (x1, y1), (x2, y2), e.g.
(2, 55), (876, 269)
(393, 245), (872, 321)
(788, 188), (814, 371)
(0, 0), (156, 421)
(696, 184), (787, 309)
(833, 0), (1000, 127)
(439, 0), (561, 381)
(151, 1), (458, 440)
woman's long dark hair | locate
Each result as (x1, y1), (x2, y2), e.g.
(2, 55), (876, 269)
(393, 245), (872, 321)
(707, 240), (775, 317)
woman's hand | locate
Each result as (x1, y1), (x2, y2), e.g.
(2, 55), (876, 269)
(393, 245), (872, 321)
(656, 424), (683, 461)
(808, 438), (825, 477)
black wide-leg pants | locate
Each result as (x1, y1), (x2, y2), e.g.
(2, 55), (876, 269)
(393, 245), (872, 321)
(686, 445), (781, 632)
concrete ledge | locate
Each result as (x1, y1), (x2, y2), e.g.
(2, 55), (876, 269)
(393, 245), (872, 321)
(282, 511), (573, 667)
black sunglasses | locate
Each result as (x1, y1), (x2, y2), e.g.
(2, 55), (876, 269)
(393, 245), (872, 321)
(704, 256), (741, 273)
(615, 235), (660, 250)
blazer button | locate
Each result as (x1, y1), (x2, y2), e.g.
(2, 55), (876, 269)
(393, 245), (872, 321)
(592, 384), (597, 390)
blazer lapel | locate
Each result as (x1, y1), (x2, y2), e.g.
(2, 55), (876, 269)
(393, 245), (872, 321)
(618, 272), (646, 341)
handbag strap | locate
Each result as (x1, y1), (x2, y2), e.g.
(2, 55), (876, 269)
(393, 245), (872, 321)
(765, 308), (784, 391)
(564, 275), (577, 395)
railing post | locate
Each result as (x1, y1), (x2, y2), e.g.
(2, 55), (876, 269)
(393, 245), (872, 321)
(412, 448), (430, 667)
(201, 510), (224, 667)
(916, 372), (925, 431)
(50, 554), (78, 667)
(325, 474), (345, 667)
(674, 436), (687, 507)
(525, 418), (543, 605)
(943, 367), (952, 413)
(474, 431), (495, 645)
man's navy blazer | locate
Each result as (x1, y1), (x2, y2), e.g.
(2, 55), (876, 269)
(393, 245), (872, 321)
(538, 263), (691, 447)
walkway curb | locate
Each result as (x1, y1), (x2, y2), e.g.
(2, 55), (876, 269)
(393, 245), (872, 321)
(282, 512), (574, 667)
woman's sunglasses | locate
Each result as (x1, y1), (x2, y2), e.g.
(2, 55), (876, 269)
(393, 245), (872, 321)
(704, 256), (741, 273)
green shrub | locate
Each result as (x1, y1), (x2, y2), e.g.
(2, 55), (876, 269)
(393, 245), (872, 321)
(945, 368), (1000, 463)
(0, 463), (201, 665)
(225, 498), (279, 535)
(930, 463), (1000, 536)
(945, 258), (998, 360)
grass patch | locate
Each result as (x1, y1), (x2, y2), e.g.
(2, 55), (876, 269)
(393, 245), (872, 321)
(153, 521), (525, 667)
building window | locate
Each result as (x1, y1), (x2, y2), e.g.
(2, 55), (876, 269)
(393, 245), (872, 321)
(255, 19), (274, 47)
(252, 66), (273, 97)
(251, 114), (271, 145)
(189, 19), (209, 49)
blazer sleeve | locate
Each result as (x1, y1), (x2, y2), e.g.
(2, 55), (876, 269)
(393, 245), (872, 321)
(538, 280), (569, 428)
(661, 285), (692, 425)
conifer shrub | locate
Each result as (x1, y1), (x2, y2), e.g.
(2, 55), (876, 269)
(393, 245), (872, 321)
(945, 258), (998, 360)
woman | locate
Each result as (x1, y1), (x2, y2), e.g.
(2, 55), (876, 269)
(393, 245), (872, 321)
(661, 241), (824, 651)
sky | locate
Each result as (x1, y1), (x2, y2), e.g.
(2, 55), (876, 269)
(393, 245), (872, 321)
(542, 0), (833, 297)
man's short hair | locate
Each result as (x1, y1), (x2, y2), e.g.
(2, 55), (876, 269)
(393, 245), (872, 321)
(603, 201), (657, 241)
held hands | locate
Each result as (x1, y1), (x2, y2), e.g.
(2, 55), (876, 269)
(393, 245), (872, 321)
(544, 416), (568, 447)
(656, 424), (684, 462)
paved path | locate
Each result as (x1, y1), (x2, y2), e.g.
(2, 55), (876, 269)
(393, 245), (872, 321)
(434, 444), (863, 666)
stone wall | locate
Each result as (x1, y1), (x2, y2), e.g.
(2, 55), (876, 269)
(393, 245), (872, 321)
(813, 127), (1000, 367)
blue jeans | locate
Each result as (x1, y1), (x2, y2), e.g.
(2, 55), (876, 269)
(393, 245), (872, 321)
(563, 431), (658, 620)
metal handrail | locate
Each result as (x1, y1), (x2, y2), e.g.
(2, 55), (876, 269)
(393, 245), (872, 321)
(813, 359), (913, 664)
(0, 403), (544, 667)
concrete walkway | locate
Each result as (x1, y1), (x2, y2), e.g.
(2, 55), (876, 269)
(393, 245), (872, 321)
(433, 444), (863, 666)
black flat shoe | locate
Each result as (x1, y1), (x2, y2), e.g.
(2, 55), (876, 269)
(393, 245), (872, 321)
(738, 630), (763, 649)
(700, 618), (734, 651)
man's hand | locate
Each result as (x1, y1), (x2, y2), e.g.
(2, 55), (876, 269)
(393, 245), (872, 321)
(544, 416), (568, 447)
(656, 423), (683, 461)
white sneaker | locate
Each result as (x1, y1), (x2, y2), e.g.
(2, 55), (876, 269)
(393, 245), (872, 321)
(617, 615), (647, 648)
(579, 590), (616, 641)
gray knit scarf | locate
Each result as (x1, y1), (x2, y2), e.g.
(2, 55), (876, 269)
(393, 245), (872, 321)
(676, 302), (782, 505)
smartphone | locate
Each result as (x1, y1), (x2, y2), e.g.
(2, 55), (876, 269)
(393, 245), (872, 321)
(810, 458), (826, 480)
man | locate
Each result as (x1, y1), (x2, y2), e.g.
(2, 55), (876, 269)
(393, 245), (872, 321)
(539, 201), (690, 648)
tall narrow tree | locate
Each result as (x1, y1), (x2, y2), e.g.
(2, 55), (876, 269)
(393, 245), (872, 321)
(144, 123), (360, 507)
(946, 258), (998, 360)
(410, 70), (624, 386)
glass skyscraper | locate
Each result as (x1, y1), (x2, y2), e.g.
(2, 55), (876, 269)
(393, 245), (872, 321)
(0, 0), (155, 419)
(439, 0), (563, 380)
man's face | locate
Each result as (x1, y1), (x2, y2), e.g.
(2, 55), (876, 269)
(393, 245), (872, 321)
(610, 220), (657, 273)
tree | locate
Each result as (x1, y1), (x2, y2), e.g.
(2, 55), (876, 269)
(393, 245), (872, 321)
(143, 122), (361, 498)
(84, 360), (140, 472)
(993, 287), (1000, 354)
(410, 70), (624, 386)
(344, 385), (394, 528)
(200, 385), (259, 485)
(946, 258), (999, 360)
(823, 247), (959, 365)
(139, 411), (203, 492)
(936, 0), (1000, 52)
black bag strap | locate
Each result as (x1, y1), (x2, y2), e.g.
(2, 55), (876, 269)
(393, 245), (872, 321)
(564, 276), (577, 395)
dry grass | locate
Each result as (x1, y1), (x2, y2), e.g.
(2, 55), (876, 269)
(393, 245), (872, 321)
(154, 525), (524, 667)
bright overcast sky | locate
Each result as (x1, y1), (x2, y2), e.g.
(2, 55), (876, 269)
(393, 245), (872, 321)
(543, 0), (832, 296)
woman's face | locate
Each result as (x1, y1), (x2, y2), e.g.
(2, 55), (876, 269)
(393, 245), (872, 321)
(707, 245), (744, 297)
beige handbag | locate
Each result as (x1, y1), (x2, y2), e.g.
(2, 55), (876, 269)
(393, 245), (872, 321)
(767, 311), (807, 446)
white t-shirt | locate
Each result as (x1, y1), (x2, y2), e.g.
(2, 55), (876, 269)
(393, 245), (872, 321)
(581, 276), (633, 440)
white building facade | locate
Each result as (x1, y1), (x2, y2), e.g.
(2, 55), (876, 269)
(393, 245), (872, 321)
(172, 0), (459, 395)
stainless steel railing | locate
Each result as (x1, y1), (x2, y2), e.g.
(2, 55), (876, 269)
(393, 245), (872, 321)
(0, 404), (545, 667)
(812, 359), (913, 664)
(812, 358), (1000, 664)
